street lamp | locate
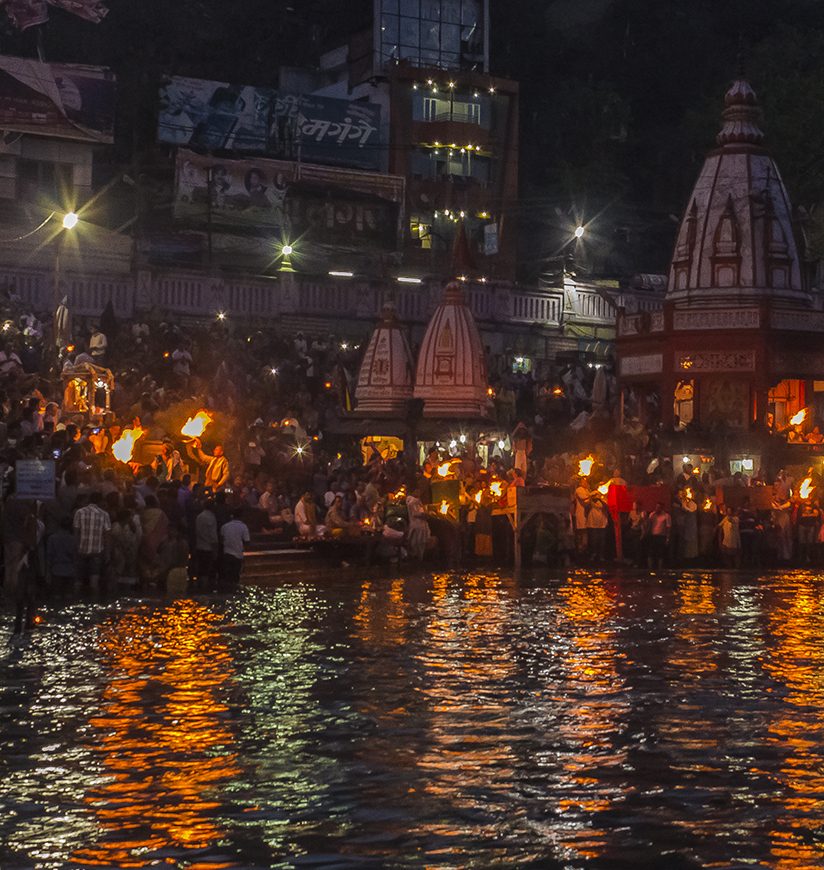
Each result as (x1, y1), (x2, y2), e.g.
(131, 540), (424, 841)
(574, 225), (585, 239)
(279, 241), (295, 273)
(62, 211), (79, 230)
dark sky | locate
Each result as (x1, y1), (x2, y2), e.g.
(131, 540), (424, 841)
(2, 0), (823, 278)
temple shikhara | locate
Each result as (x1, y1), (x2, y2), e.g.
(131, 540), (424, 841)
(617, 76), (823, 444)
(413, 281), (490, 419)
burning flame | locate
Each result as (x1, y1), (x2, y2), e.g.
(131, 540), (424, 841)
(799, 477), (815, 499)
(439, 500), (449, 515)
(490, 481), (503, 498)
(684, 487), (693, 501)
(791, 408), (807, 426)
(181, 409), (214, 439)
(597, 483), (609, 496)
(112, 425), (145, 464)
(437, 462), (452, 478)
(578, 455), (595, 476)
(702, 498), (713, 511)
(474, 490), (483, 504)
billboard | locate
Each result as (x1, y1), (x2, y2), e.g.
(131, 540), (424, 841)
(174, 149), (403, 250)
(158, 76), (382, 171)
(0, 55), (115, 142)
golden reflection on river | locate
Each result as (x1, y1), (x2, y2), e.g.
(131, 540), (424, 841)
(763, 572), (824, 870)
(552, 572), (627, 862)
(5, 571), (824, 867)
(72, 599), (239, 868)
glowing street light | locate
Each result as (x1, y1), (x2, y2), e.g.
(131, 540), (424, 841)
(62, 211), (79, 230)
(281, 243), (293, 256)
(574, 225), (585, 239)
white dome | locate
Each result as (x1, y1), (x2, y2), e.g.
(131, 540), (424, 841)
(414, 281), (489, 418)
(667, 78), (806, 304)
(355, 303), (414, 415)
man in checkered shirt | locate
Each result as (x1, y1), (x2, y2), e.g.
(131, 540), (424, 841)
(73, 491), (111, 589)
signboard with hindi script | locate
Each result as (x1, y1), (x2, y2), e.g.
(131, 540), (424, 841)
(174, 149), (403, 248)
(159, 76), (382, 171)
(15, 459), (55, 500)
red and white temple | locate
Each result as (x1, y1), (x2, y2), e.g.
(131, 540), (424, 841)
(353, 302), (415, 416)
(617, 76), (822, 434)
(413, 280), (490, 419)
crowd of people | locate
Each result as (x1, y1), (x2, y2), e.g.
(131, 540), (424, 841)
(2, 292), (824, 634)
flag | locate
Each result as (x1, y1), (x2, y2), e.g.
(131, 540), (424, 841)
(4, 0), (48, 29)
(3, 0), (108, 29)
(47, 0), (108, 23)
(100, 298), (118, 341)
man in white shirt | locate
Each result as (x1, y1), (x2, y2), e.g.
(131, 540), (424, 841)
(89, 326), (107, 362)
(194, 502), (219, 590)
(220, 509), (250, 588)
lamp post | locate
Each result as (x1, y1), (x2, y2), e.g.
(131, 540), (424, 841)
(53, 211), (79, 310)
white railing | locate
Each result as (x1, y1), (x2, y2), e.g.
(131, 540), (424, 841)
(0, 261), (664, 333)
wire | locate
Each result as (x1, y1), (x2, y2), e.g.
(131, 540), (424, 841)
(0, 211), (56, 243)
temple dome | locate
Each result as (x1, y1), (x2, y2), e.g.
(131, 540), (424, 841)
(354, 302), (414, 415)
(413, 281), (489, 418)
(667, 77), (806, 304)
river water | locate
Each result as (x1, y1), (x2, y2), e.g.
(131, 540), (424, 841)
(1, 570), (823, 868)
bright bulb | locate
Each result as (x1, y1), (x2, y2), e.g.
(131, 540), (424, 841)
(574, 225), (585, 239)
(217, 311), (226, 321)
(282, 244), (293, 256)
(62, 212), (78, 230)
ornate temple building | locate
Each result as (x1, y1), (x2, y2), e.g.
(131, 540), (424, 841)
(353, 303), (415, 417)
(354, 279), (491, 428)
(413, 280), (490, 419)
(617, 77), (822, 433)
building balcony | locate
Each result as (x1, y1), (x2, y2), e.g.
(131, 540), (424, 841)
(411, 119), (491, 150)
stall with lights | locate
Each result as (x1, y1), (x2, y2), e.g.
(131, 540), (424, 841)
(61, 363), (114, 419)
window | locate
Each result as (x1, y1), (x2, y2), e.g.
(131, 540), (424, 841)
(379, 0), (485, 70)
(673, 380), (694, 426)
(410, 218), (432, 249)
(18, 159), (73, 205)
(422, 96), (481, 124)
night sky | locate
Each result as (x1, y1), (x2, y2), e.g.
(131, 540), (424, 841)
(2, 0), (823, 280)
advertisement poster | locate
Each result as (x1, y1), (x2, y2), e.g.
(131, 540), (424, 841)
(159, 76), (382, 171)
(174, 149), (402, 249)
(0, 54), (115, 142)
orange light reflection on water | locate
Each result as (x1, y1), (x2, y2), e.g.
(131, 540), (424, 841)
(71, 599), (239, 868)
(763, 573), (824, 869)
(554, 574), (627, 860)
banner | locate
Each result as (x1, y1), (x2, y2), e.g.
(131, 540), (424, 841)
(174, 149), (403, 248)
(4, 0), (107, 30)
(159, 76), (382, 171)
(0, 54), (115, 142)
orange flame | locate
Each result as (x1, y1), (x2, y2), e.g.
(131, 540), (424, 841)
(181, 409), (214, 439)
(474, 490), (483, 504)
(791, 408), (807, 426)
(597, 483), (609, 496)
(702, 498), (713, 511)
(684, 487), (693, 501)
(439, 499), (449, 515)
(436, 462), (452, 478)
(112, 425), (145, 464)
(799, 477), (815, 500)
(490, 481), (503, 498)
(578, 455), (595, 476)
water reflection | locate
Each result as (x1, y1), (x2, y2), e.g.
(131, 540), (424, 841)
(74, 599), (239, 867)
(2, 571), (824, 867)
(551, 573), (628, 862)
(763, 572), (824, 869)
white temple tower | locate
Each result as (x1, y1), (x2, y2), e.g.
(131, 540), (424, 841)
(413, 281), (490, 418)
(354, 302), (415, 415)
